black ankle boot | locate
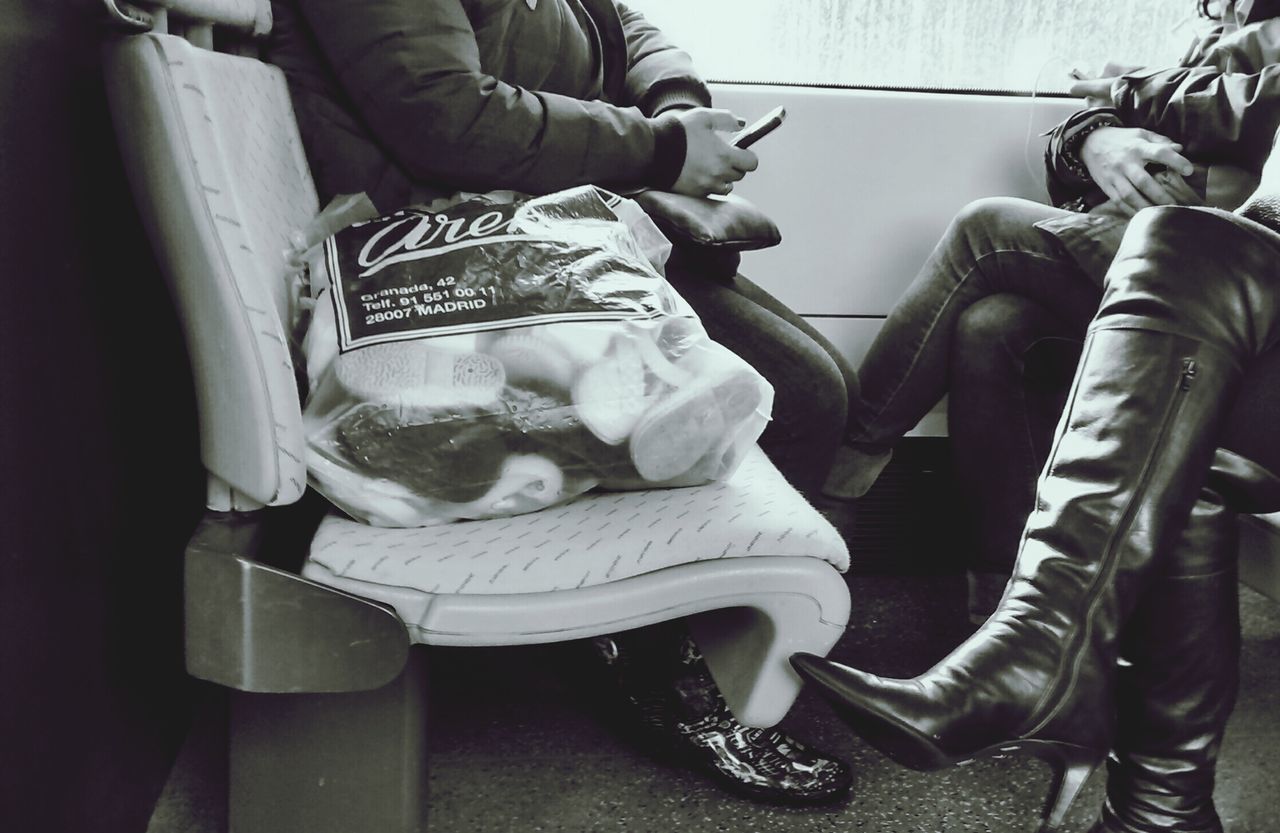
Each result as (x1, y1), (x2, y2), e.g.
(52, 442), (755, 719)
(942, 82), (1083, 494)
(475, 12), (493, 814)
(591, 627), (852, 806)
(793, 205), (1280, 831)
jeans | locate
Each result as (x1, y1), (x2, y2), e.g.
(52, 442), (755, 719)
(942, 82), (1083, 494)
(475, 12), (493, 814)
(949, 294), (1087, 575)
(950, 293), (1280, 581)
(846, 197), (1104, 452)
(663, 246), (859, 497)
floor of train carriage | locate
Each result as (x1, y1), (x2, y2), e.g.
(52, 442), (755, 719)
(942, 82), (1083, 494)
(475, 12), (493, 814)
(148, 440), (1280, 833)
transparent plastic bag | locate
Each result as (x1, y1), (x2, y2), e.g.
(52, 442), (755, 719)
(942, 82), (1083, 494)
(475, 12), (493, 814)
(296, 186), (773, 527)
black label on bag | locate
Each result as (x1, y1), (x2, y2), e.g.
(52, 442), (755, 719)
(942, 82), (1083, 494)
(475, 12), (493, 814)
(326, 188), (672, 351)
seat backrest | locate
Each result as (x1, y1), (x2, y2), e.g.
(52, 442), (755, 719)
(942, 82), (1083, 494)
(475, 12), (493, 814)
(103, 0), (317, 509)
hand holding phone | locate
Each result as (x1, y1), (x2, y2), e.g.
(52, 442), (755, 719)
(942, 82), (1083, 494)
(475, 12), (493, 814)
(731, 106), (786, 149)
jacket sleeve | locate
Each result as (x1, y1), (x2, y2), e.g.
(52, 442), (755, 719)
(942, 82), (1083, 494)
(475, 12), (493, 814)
(290, 0), (683, 194)
(614, 2), (712, 115)
(1042, 107), (1124, 206)
(1109, 18), (1280, 171)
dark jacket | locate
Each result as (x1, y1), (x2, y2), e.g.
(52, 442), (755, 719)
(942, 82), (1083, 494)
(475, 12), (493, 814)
(268, 0), (710, 210)
(1040, 0), (1280, 280)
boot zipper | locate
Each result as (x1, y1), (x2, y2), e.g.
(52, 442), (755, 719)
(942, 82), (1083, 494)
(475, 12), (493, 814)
(1181, 358), (1197, 391)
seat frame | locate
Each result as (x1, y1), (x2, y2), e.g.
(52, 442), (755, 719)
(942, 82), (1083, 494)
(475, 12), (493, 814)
(184, 506), (848, 833)
(101, 3), (852, 831)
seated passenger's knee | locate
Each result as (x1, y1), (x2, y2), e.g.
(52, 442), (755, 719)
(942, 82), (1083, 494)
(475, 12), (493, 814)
(768, 351), (848, 437)
(1116, 205), (1280, 287)
(949, 196), (1034, 239)
(954, 294), (1051, 359)
(1099, 206), (1280, 354)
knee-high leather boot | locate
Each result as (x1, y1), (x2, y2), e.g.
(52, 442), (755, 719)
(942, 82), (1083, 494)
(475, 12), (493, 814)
(1093, 479), (1239, 833)
(1093, 452), (1280, 833)
(792, 205), (1280, 831)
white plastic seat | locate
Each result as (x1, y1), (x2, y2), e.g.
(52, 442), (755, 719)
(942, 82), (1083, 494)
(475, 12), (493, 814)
(307, 447), (846, 624)
(100, 2), (852, 832)
(307, 445), (850, 725)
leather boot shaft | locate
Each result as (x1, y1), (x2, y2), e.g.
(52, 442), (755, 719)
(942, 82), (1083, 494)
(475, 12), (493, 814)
(1100, 562), (1238, 833)
(1099, 206), (1280, 360)
(1091, 568), (1238, 833)
(1092, 450), (1280, 833)
(792, 328), (1241, 763)
(1011, 330), (1235, 745)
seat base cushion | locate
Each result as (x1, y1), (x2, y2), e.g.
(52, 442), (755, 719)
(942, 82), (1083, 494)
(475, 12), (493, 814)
(304, 446), (848, 598)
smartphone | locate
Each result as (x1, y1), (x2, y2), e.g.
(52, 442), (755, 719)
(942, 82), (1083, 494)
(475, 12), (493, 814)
(731, 106), (786, 149)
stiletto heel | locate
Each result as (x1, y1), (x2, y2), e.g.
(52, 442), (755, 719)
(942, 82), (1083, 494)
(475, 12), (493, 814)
(792, 655), (1104, 828)
(973, 740), (1100, 832)
(958, 740), (1099, 832)
(1037, 743), (1101, 832)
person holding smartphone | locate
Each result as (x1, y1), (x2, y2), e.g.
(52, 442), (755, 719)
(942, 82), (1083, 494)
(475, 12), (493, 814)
(267, 0), (855, 805)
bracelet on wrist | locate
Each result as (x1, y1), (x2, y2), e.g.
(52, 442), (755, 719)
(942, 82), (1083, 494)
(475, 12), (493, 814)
(1062, 114), (1123, 180)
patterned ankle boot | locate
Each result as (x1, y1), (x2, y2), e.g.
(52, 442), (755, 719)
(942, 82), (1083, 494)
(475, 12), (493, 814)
(591, 628), (853, 805)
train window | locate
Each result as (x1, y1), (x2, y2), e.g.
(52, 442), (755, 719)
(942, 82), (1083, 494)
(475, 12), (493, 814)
(631, 0), (1201, 93)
